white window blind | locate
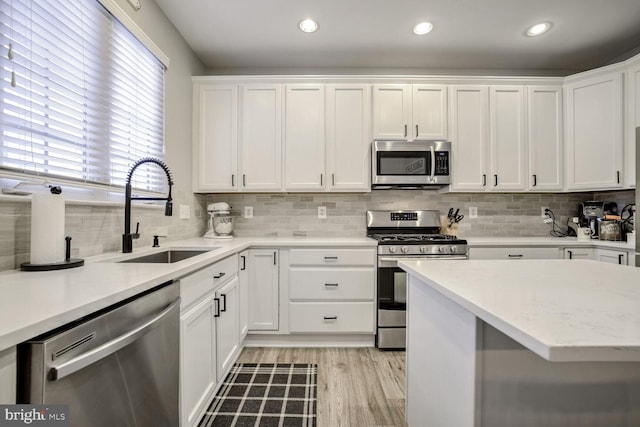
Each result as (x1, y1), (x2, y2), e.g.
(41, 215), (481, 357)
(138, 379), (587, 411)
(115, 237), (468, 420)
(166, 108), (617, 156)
(0, 0), (166, 193)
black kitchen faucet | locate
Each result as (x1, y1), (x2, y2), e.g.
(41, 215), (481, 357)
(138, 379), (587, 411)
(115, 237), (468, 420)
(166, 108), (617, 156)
(122, 157), (173, 253)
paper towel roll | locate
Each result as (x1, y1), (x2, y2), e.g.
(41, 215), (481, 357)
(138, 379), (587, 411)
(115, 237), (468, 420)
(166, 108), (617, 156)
(30, 193), (65, 264)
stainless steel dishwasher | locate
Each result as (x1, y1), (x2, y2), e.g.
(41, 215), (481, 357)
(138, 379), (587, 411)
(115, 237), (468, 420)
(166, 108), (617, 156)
(18, 281), (180, 427)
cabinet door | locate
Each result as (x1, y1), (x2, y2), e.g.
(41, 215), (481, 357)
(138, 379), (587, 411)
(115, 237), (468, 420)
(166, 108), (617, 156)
(528, 86), (563, 191)
(0, 347), (16, 404)
(181, 295), (217, 427)
(248, 249), (279, 331)
(489, 86), (527, 191)
(193, 85), (238, 192)
(326, 84), (371, 191)
(284, 85), (325, 190)
(239, 85), (282, 191)
(596, 249), (628, 265)
(563, 248), (594, 260)
(238, 250), (249, 339)
(565, 72), (624, 190)
(413, 85), (448, 140)
(625, 61), (640, 188)
(372, 84), (411, 140)
(450, 86), (489, 191)
(216, 277), (240, 381)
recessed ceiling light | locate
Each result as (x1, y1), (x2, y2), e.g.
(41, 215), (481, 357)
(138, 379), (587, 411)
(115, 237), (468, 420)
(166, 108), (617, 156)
(413, 22), (434, 35)
(526, 22), (552, 37)
(299, 18), (319, 33)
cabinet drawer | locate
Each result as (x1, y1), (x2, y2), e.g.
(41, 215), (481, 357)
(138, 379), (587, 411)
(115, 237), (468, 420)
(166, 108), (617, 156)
(180, 254), (238, 309)
(289, 268), (375, 300)
(289, 248), (375, 266)
(289, 302), (375, 333)
(468, 247), (560, 260)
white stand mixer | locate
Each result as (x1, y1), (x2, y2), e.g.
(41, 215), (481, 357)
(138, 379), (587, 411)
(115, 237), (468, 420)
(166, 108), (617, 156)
(204, 202), (234, 239)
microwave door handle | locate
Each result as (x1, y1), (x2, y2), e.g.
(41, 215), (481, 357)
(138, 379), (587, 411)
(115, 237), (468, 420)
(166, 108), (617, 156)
(430, 146), (435, 182)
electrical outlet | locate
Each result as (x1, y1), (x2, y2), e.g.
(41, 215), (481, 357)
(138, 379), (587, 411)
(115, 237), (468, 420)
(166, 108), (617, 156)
(469, 207), (478, 219)
(244, 206), (253, 219)
(318, 206), (327, 219)
(541, 206), (549, 218)
(179, 204), (190, 219)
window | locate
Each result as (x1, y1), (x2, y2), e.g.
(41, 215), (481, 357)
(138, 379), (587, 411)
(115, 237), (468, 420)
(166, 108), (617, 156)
(0, 0), (166, 193)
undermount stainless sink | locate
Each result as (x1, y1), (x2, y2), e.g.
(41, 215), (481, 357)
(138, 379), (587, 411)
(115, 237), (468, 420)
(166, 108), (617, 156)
(118, 249), (212, 264)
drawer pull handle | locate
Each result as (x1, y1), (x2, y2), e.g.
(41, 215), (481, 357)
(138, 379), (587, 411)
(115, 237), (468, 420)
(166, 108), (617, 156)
(618, 254), (624, 264)
(214, 272), (226, 279)
(323, 316), (338, 321)
(508, 254), (523, 259)
(214, 298), (220, 318)
(324, 283), (339, 287)
(567, 250), (573, 259)
(324, 256), (338, 261)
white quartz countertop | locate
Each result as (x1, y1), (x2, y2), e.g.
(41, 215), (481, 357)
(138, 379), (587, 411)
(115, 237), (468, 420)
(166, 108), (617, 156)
(465, 236), (635, 250)
(0, 236), (376, 352)
(399, 259), (640, 362)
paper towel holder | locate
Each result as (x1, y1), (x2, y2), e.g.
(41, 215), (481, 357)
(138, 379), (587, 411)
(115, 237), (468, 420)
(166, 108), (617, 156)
(20, 236), (84, 272)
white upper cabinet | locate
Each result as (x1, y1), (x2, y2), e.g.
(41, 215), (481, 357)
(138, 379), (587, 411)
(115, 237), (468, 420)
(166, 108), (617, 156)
(450, 86), (490, 191)
(564, 70), (624, 190)
(489, 86), (527, 191)
(193, 85), (238, 192)
(373, 84), (448, 141)
(413, 85), (448, 140)
(372, 84), (412, 140)
(239, 85), (282, 191)
(284, 85), (326, 191)
(325, 84), (372, 191)
(527, 86), (563, 191)
(625, 60), (640, 188)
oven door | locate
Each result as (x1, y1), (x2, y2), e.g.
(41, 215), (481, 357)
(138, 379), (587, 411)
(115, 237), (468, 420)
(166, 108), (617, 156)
(377, 257), (412, 328)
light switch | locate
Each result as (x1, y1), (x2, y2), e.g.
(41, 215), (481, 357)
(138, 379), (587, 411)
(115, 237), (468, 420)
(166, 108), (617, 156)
(179, 204), (191, 219)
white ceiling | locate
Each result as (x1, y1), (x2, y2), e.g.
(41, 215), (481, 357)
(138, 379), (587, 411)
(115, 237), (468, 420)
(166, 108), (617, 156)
(153, 0), (640, 75)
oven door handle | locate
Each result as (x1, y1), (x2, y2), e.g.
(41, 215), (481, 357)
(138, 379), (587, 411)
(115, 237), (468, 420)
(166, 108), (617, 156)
(379, 255), (468, 267)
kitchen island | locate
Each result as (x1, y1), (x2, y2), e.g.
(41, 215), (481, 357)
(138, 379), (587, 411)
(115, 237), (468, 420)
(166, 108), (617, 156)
(399, 259), (640, 427)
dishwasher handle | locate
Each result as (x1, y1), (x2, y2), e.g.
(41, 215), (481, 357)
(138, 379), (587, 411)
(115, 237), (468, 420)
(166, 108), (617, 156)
(49, 298), (180, 381)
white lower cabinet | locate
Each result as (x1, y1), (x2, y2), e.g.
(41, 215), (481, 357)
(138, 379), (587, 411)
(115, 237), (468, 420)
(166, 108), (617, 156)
(468, 247), (560, 260)
(596, 248), (628, 265)
(0, 347), (16, 404)
(288, 247), (376, 334)
(247, 249), (280, 331)
(180, 294), (217, 427)
(289, 302), (375, 333)
(563, 248), (594, 260)
(238, 250), (249, 338)
(179, 254), (239, 427)
(215, 277), (240, 380)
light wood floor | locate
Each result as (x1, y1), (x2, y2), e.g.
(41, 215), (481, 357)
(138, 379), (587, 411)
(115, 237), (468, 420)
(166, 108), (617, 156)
(237, 347), (407, 427)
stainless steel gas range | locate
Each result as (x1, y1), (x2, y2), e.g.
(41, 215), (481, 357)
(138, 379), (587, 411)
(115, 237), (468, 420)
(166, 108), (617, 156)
(367, 210), (468, 349)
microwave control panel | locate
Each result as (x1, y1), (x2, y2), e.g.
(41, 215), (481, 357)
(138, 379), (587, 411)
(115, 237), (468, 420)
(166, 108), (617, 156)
(434, 151), (449, 176)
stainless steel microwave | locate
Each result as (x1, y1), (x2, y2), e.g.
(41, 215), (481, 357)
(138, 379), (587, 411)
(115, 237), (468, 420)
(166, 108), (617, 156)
(371, 140), (452, 189)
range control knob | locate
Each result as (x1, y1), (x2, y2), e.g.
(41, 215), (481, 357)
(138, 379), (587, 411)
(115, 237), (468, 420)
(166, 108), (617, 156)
(388, 246), (397, 254)
(450, 246), (457, 253)
(401, 246), (410, 254)
(439, 246), (448, 254)
(420, 246), (428, 254)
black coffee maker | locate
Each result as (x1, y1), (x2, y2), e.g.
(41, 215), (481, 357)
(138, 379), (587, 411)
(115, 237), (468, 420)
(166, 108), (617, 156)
(580, 201), (604, 239)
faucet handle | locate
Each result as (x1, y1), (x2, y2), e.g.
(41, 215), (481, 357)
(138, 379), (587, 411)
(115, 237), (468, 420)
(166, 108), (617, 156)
(132, 222), (140, 240)
(152, 235), (167, 248)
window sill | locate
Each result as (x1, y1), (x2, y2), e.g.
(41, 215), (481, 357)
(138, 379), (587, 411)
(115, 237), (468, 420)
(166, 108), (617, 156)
(0, 193), (164, 209)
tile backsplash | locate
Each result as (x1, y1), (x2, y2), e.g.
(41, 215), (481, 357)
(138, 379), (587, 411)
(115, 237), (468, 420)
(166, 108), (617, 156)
(207, 190), (635, 238)
(0, 191), (208, 271)
(0, 189), (634, 272)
